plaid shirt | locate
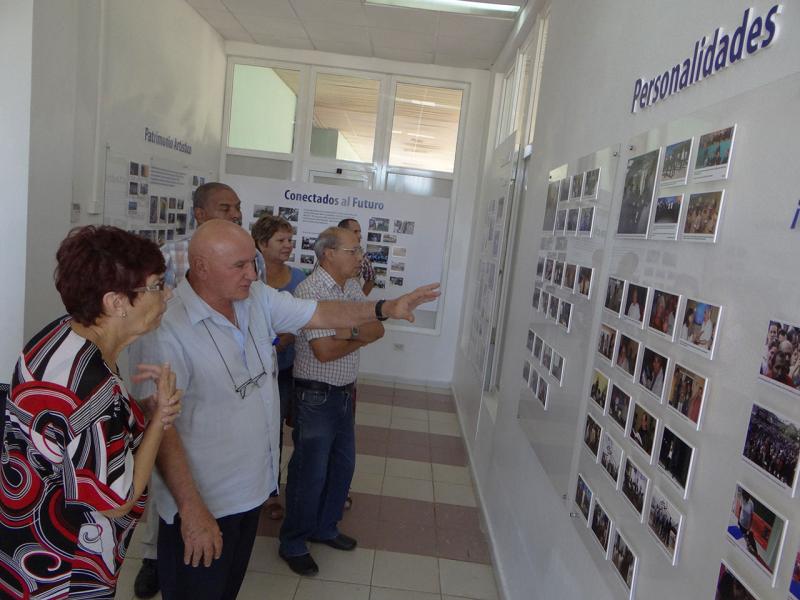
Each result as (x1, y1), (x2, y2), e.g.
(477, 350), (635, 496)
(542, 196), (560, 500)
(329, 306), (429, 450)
(162, 236), (265, 287)
(293, 266), (366, 386)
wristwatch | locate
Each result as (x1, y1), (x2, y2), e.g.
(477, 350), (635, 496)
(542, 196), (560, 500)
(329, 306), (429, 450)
(375, 299), (389, 321)
(350, 327), (360, 340)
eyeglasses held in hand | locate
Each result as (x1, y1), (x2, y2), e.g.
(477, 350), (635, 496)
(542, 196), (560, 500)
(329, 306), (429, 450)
(202, 322), (274, 399)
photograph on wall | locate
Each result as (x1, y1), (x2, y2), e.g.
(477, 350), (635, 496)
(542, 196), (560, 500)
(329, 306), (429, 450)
(679, 298), (722, 358)
(536, 255), (545, 279)
(715, 562), (758, 600)
(367, 232), (382, 243)
(682, 190), (724, 242)
(366, 244), (390, 264)
(628, 402), (657, 459)
(383, 234), (397, 244)
(129, 161), (139, 176)
(660, 138), (693, 187)
(658, 427), (694, 496)
(540, 291), (550, 315)
(667, 363), (706, 428)
(548, 295), (559, 321)
(590, 369), (610, 412)
(648, 289), (680, 340)
(584, 413), (602, 458)
(392, 247), (407, 257)
(369, 217), (389, 232)
(639, 347), (668, 400)
(148, 196), (158, 224)
(604, 277), (625, 315)
(532, 286), (541, 311)
(168, 197), (177, 210)
(570, 172), (584, 200)
(615, 334), (639, 379)
(159, 197), (168, 223)
(598, 324), (618, 362)
(648, 486), (683, 565)
(528, 369), (538, 394)
(622, 283), (647, 325)
(583, 167), (600, 200)
(536, 377), (549, 408)
(621, 457), (649, 519)
(523, 360), (531, 384)
(253, 204), (274, 218)
(789, 546), (800, 599)
(389, 276), (404, 286)
(558, 300), (572, 332)
(610, 529), (637, 597)
(390, 261), (405, 272)
(553, 261), (564, 286)
(563, 263), (577, 291)
(533, 336), (543, 361)
(279, 206), (299, 222)
(393, 219), (415, 235)
(578, 206), (594, 236)
(559, 178), (570, 202)
(590, 499), (612, 556)
(555, 209), (567, 233)
(575, 474), (593, 522)
(128, 181), (138, 196)
(742, 403), (800, 493)
(566, 208), (579, 234)
(577, 266), (593, 298)
(551, 352), (564, 384)
(526, 330), (535, 353)
(759, 319), (800, 394)
(600, 431), (623, 487)
(544, 257), (555, 282)
(167, 213), (176, 224)
(543, 181), (560, 232)
(616, 148), (661, 237)
(542, 343), (553, 371)
(649, 194), (683, 240)
(609, 384), (631, 431)
(726, 483), (786, 581)
(300, 254), (315, 265)
(693, 125), (735, 182)
(301, 236), (317, 251)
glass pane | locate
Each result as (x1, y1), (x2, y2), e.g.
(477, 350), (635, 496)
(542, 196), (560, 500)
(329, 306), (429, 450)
(389, 83), (463, 173)
(228, 64), (300, 154)
(311, 73), (380, 163)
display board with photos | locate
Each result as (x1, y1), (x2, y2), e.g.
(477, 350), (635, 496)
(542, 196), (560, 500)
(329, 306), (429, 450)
(564, 76), (800, 600)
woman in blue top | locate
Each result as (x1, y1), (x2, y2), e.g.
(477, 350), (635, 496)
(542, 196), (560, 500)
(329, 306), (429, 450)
(252, 215), (306, 520)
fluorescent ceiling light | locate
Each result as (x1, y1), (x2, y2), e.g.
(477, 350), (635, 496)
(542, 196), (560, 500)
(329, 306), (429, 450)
(364, 0), (520, 18)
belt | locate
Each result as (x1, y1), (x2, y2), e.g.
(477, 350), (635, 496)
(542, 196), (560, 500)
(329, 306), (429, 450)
(294, 378), (355, 393)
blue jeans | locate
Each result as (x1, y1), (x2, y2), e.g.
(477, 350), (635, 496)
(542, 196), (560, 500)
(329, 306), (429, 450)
(279, 383), (355, 557)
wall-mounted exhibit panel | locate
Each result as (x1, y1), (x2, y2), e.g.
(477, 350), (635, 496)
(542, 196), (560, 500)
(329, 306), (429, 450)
(519, 74), (800, 599)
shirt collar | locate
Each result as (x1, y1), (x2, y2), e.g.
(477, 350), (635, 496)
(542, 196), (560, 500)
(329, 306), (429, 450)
(313, 265), (345, 293)
(176, 278), (252, 328)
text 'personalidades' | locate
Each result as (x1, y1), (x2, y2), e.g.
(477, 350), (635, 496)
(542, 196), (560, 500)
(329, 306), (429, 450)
(631, 5), (782, 113)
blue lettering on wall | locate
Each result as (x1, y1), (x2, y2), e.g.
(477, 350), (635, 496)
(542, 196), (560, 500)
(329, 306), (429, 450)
(283, 189), (385, 211)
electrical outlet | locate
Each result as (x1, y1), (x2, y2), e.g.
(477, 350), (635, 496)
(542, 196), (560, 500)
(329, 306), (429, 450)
(393, 343), (404, 351)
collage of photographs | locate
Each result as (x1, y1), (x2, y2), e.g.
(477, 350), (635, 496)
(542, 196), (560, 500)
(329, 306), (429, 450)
(542, 166), (601, 237)
(536, 252), (594, 301)
(615, 125), (734, 243)
(522, 327), (567, 410)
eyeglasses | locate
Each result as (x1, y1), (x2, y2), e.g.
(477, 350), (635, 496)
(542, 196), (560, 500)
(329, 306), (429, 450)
(132, 279), (168, 293)
(202, 322), (272, 399)
(337, 246), (364, 256)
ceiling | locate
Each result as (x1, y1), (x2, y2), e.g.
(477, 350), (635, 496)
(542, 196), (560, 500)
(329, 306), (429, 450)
(186, 0), (525, 70)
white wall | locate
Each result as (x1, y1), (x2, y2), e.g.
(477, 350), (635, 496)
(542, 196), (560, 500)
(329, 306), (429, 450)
(454, 1), (800, 599)
(0, 1), (33, 377)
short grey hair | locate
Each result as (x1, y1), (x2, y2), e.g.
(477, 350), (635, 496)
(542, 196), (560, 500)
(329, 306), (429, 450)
(314, 227), (344, 260)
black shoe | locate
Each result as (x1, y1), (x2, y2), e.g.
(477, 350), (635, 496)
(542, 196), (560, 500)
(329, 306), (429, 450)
(133, 558), (159, 599)
(279, 549), (319, 576)
(309, 533), (358, 551)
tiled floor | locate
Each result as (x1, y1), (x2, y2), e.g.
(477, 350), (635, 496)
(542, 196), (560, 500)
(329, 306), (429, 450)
(116, 384), (499, 600)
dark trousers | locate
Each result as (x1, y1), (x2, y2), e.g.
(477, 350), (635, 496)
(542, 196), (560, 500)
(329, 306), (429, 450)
(279, 383), (355, 557)
(157, 506), (260, 600)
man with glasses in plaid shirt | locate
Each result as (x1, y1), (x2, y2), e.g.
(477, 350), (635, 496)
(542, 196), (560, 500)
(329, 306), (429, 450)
(131, 220), (438, 598)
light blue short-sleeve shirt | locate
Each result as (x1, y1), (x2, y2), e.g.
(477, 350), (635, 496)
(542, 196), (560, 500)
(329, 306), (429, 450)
(130, 279), (316, 523)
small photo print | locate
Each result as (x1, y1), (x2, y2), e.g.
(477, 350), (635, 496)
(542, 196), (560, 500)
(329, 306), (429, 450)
(555, 209), (567, 233)
(548, 295), (559, 321)
(300, 254), (315, 265)
(658, 427), (694, 495)
(543, 181), (560, 231)
(393, 219), (415, 234)
(542, 344), (553, 371)
(648, 289), (680, 339)
(373, 266), (387, 277)
(716, 562), (758, 600)
(590, 370), (610, 411)
(301, 236), (317, 251)
(558, 301), (572, 331)
(533, 336), (543, 361)
(553, 261), (564, 287)
(370, 217), (390, 232)
(621, 457), (649, 517)
(584, 413), (602, 458)
(570, 172), (584, 200)
(551, 352), (564, 383)
(279, 207), (299, 222)
(694, 125), (735, 182)
(176, 214), (187, 236)
(575, 474), (593, 521)
(177, 199), (185, 211)
(578, 206), (594, 236)
(622, 283), (647, 325)
(617, 148), (660, 237)
(609, 384), (631, 431)
(638, 347), (668, 400)
(141, 164), (150, 178)
(577, 266), (593, 298)
(157, 230), (166, 245)
(628, 402), (657, 458)
(679, 299), (721, 357)
(789, 547), (800, 599)
(192, 175), (199, 186)
(604, 277), (625, 315)
(558, 178), (570, 202)
(392, 247), (407, 257)
(390, 262), (405, 272)
(253, 204), (274, 218)
(374, 278), (386, 289)
(127, 200), (138, 214)
(149, 196), (158, 224)
(660, 138), (692, 187)
(566, 208), (579, 234)
(536, 255), (545, 279)
(366, 244), (389, 264)
(139, 183), (148, 196)
(667, 363), (706, 427)
(167, 213), (176, 224)
(600, 431), (623, 486)
(682, 190), (723, 242)
(540, 291), (550, 315)
(583, 167), (600, 200)
(648, 487), (683, 564)
(528, 369), (538, 393)
(590, 500), (612, 554)
(650, 194), (683, 240)
(536, 377), (549, 407)
(166, 229), (175, 241)
(168, 197), (177, 209)
(526, 330), (535, 353)
(129, 161), (139, 176)
(383, 234), (397, 244)
(544, 257), (555, 281)
(389, 276), (404, 286)
(128, 181), (139, 196)
(367, 232), (382, 243)
(159, 197), (168, 223)
(726, 483), (786, 579)
(598, 324), (617, 362)
(523, 360), (531, 384)
(742, 403), (800, 491)
(610, 529), (637, 594)
(615, 334), (639, 379)
(563, 264), (577, 291)
(759, 319), (800, 394)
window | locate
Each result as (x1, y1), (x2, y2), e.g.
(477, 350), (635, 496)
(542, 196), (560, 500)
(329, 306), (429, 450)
(310, 73), (380, 163)
(388, 83), (463, 173)
(228, 64), (300, 154)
